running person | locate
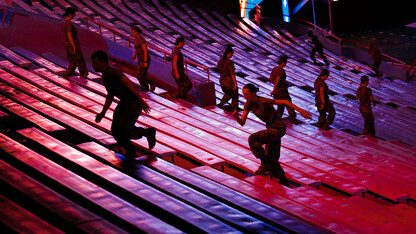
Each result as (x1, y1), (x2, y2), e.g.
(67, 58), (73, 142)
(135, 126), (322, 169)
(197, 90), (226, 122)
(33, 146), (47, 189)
(233, 84), (311, 186)
(92, 50), (156, 159)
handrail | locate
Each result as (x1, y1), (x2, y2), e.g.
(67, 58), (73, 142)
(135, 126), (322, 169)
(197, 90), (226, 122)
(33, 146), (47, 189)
(410, 59), (416, 70)
(409, 59), (416, 80)
(340, 39), (407, 69)
(295, 19), (342, 44)
(294, 18), (408, 70)
(83, 17), (210, 82)
(1, 7), (7, 27)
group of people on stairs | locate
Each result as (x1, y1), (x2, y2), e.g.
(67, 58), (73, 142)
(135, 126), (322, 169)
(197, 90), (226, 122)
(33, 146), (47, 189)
(61, 7), (378, 187)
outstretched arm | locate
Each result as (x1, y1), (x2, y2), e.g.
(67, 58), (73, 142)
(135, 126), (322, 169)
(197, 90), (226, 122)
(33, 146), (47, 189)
(275, 99), (312, 119)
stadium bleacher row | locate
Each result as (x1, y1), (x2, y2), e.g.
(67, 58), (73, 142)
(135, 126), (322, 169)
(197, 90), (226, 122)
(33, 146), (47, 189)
(1, 0), (416, 232)
(68, 0), (416, 145)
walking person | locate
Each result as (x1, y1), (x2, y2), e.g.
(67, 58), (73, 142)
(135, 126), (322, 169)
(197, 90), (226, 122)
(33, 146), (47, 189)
(368, 43), (382, 76)
(171, 37), (192, 99)
(91, 50), (156, 159)
(314, 69), (336, 130)
(131, 25), (155, 92)
(356, 76), (376, 136)
(269, 56), (297, 121)
(233, 84), (311, 186)
(217, 46), (239, 111)
(62, 7), (88, 79)
(308, 31), (330, 66)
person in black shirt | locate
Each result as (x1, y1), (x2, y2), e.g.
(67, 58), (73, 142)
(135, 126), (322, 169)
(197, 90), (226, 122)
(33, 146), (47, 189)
(308, 31), (329, 66)
(91, 50), (156, 159)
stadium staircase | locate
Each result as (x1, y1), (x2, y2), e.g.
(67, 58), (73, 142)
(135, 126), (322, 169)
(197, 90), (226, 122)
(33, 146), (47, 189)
(0, 0), (416, 232)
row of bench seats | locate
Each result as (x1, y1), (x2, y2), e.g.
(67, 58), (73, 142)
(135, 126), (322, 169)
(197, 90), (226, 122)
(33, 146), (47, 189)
(1, 42), (416, 230)
(171, 0), (412, 141)
(0, 1), (411, 230)
(0, 57), (359, 195)
(0, 44), (324, 232)
(44, 0), (404, 144)
(4, 0), (416, 198)
(0, 73), (412, 233)
(0, 0), (416, 152)
(27, 0), (416, 145)
(0, 94), (324, 232)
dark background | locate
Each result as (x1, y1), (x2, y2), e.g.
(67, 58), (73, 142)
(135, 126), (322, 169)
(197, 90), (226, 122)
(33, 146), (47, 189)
(258, 0), (415, 32)
(168, 0), (415, 32)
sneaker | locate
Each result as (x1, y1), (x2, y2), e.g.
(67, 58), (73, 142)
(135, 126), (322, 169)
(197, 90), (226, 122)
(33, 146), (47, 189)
(146, 127), (156, 149)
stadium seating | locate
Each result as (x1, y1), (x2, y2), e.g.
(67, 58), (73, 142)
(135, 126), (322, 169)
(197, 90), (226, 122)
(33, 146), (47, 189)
(1, 0), (416, 232)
